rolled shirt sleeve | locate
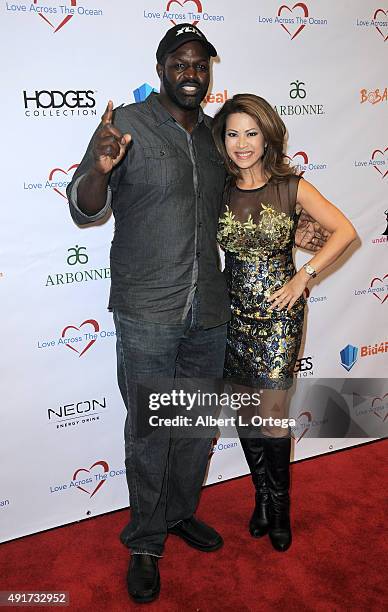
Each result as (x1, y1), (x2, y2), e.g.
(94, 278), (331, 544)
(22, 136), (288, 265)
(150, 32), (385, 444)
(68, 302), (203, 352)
(68, 173), (112, 225)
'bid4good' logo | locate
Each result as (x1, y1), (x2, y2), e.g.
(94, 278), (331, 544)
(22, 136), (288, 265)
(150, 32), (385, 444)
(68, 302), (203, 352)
(340, 342), (388, 372)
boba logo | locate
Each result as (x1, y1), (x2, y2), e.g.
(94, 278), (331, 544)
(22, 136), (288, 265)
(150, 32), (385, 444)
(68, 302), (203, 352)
(23, 90), (96, 110)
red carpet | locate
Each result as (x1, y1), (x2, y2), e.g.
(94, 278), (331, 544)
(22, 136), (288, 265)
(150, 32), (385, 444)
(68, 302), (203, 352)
(1, 440), (386, 611)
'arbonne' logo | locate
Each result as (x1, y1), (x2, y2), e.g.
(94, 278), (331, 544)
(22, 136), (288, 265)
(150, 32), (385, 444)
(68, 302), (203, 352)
(67, 245), (88, 265)
(290, 80), (306, 99)
(274, 81), (324, 117)
(45, 246), (110, 287)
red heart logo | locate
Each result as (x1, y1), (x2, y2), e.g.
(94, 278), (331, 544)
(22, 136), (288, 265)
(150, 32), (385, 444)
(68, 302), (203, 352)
(286, 150), (308, 176)
(61, 319), (100, 357)
(371, 147), (388, 178)
(373, 8), (388, 41)
(48, 164), (79, 199)
(166, 0), (203, 25)
(72, 460), (109, 497)
(291, 410), (312, 442)
(371, 394), (388, 422)
(277, 3), (309, 39)
(369, 274), (388, 303)
(34, 0), (77, 33)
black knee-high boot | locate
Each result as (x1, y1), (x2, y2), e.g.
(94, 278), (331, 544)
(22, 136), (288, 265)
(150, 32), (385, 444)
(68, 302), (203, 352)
(238, 436), (270, 537)
(262, 435), (292, 552)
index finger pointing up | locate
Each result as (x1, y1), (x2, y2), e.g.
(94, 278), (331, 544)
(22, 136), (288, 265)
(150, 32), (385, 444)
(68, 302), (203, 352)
(101, 100), (114, 125)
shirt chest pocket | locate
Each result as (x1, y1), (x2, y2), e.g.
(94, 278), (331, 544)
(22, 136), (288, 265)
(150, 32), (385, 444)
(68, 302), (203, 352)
(143, 146), (186, 186)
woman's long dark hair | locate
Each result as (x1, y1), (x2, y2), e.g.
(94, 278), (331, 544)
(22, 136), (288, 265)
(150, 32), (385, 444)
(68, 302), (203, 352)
(212, 93), (297, 182)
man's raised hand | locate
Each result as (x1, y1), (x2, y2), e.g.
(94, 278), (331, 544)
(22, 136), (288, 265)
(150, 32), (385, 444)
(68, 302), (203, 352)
(93, 101), (131, 175)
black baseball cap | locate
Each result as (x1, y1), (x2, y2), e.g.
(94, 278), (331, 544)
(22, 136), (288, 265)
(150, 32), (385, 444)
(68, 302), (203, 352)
(156, 23), (217, 63)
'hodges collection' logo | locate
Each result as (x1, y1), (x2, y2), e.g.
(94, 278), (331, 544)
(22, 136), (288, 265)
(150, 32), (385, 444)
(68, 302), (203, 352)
(45, 246), (110, 288)
(274, 80), (325, 118)
(294, 356), (314, 377)
(23, 90), (97, 118)
(143, 1), (225, 24)
(258, 3), (327, 40)
(6, 1), (103, 33)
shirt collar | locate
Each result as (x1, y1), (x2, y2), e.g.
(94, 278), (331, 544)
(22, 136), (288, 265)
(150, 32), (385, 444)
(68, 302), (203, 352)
(147, 92), (205, 127)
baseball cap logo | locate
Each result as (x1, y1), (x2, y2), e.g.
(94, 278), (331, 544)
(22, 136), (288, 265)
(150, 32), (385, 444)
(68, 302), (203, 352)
(176, 25), (202, 36)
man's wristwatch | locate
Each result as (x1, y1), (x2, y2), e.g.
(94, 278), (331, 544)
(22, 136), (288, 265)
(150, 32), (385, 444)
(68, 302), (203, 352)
(303, 262), (317, 278)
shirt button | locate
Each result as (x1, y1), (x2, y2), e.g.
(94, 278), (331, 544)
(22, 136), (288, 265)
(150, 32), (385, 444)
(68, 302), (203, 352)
(196, 251), (200, 258)
(198, 222), (202, 228)
(160, 150), (165, 156)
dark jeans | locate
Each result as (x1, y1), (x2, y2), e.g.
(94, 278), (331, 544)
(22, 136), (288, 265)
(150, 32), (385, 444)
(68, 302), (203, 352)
(113, 296), (227, 556)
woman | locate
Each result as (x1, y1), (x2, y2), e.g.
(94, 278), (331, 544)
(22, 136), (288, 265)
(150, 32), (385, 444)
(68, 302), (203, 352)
(212, 94), (356, 552)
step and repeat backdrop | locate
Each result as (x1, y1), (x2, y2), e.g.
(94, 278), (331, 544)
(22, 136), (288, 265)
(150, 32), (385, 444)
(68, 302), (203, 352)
(1, 1), (387, 542)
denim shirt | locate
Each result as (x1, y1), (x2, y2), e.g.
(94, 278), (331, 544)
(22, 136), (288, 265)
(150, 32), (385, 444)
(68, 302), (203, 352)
(67, 93), (230, 328)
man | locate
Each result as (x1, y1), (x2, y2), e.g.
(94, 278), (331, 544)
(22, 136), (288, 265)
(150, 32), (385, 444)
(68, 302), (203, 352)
(67, 24), (326, 603)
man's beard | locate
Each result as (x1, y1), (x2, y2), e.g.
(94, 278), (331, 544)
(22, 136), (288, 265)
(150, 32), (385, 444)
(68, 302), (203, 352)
(162, 72), (207, 110)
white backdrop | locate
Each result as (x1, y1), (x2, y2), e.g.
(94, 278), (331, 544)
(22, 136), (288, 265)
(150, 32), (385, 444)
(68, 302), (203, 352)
(1, 0), (387, 542)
